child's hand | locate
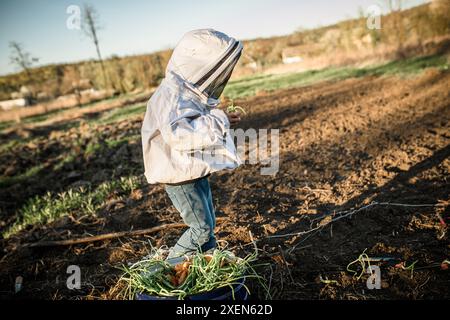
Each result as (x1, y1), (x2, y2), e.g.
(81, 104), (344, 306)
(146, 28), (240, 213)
(225, 111), (241, 126)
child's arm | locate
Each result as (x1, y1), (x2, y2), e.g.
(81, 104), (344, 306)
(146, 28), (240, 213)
(159, 108), (230, 152)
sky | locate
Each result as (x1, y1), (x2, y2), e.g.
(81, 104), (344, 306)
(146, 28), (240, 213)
(0, 0), (428, 75)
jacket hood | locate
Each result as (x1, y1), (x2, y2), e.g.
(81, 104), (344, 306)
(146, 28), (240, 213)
(166, 29), (243, 96)
(141, 29), (242, 184)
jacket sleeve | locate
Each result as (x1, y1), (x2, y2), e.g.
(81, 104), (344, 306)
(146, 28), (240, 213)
(159, 108), (230, 152)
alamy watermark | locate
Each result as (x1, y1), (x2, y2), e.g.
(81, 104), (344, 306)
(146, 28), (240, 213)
(364, 0), (405, 30)
(233, 128), (279, 176)
(66, 265), (81, 289)
(366, 4), (382, 30)
(66, 5), (81, 30)
(366, 265), (381, 290)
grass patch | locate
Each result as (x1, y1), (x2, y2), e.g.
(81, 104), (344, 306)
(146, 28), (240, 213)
(224, 54), (449, 99)
(2, 175), (141, 238)
(22, 108), (64, 124)
(51, 133), (140, 172)
(0, 163), (45, 189)
(0, 95), (123, 131)
(53, 153), (77, 171)
(224, 68), (355, 99)
(0, 120), (14, 132)
(0, 138), (21, 153)
(107, 134), (140, 147)
(357, 54), (449, 76)
(85, 141), (103, 156)
(96, 103), (146, 125)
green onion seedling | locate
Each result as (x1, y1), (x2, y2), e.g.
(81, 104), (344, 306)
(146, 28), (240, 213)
(227, 100), (247, 115)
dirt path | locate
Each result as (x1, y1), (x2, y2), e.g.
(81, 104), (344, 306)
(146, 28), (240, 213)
(0, 69), (449, 299)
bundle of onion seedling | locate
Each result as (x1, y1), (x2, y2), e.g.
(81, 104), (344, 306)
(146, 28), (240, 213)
(117, 249), (267, 300)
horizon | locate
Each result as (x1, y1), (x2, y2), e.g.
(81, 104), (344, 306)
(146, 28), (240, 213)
(0, 0), (428, 76)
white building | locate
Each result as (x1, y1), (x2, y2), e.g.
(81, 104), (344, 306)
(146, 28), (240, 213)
(281, 47), (304, 64)
(0, 98), (28, 111)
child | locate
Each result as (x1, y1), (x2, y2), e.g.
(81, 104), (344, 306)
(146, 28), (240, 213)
(141, 29), (243, 259)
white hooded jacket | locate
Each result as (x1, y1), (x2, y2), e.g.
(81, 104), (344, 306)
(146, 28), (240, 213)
(141, 29), (243, 184)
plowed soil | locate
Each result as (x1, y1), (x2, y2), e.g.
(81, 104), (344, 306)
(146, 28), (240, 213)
(1, 69), (449, 299)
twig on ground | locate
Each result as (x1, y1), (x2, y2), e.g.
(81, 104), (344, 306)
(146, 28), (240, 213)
(266, 201), (442, 240)
(249, 230), (258, 257)
(23, 217), (227, 248)
(278, 245), (294, 283)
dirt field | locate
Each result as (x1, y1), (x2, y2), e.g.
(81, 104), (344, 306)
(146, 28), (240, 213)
(0, 69), (449, 299)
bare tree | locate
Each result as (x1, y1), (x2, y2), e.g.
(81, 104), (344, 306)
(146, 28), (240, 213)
(9, 41), (39, 77)
(82, 4), (108, 87)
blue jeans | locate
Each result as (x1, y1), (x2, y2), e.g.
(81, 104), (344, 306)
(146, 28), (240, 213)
(165, 177), (216, 259)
